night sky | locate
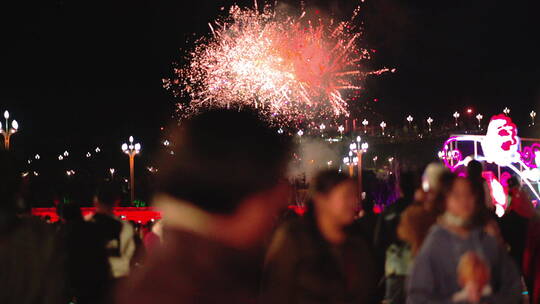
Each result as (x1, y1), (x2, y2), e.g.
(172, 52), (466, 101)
(1, 0), (539, 158)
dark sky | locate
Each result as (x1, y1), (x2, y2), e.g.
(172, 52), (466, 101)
(0, 0), (539, 159)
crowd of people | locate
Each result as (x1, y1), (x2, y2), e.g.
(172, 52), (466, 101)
(0, 109), (539, 304)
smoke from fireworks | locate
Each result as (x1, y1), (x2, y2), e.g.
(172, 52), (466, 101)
(164, 2), (394, 125)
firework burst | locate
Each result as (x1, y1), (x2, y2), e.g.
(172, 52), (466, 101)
(164, 2), (393, 126)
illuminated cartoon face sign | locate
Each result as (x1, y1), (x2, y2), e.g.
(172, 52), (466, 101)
(482, 114), (520, 166)
(440, 114), (540, 209)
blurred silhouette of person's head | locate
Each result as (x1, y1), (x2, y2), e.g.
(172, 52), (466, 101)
(154, 109), (292, 248)
(94, 182), (121, 215)
(466, 160), (496, 214)
(467, 160), (484, 181)
(416, 162), (450, 206)
(58, 203), (84, 223)
(308, 170), (357, 244)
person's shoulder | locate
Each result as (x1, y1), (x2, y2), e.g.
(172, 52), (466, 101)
(427, 224), (450, 237)
(419, 225), (451, 250)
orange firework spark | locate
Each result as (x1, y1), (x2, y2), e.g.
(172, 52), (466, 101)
(163, 2), (394, 125)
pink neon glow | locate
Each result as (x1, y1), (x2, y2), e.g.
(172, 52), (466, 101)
(500, 172), (512, 188)
(441, 136), (463, 171)
(520, 143), (540, 168)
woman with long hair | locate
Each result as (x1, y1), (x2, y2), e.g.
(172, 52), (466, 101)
(407, 175), (521, 303)
(261, 170), (381, 304)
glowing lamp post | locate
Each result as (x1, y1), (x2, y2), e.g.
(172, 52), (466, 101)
(343, 151), (358, 178)
(427, 117), (434, 132)
(453, 111), (460, 127)
(380, 121), (387, 136)
(338, 125), (345, 137)
(476, 114), (483, 129)
(319, 123), (326, 137)
(503, 107), (510, 116)
(406, 115), (413, 127)
(362, 119), (369, 134)
(122, 136), (141, 204)
(531, 111), (537, 126)
(0, 110), (19, 150)
(350, 136), (368, 199)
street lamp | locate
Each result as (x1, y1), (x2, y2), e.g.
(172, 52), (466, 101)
(406, 115), (413, 127)
(343, 151), (358, 178)
(297, 130), (303, 143)
(0, 110), (19, 150)
(503, 107), (510, 116)
(362, 119), (369, 134)
(380, 121), (387, 136)
(453, 111), (460, 127)
(476, 114), (483, 129)
(350, 136), (368, 199)
(531, 111), (537, 126)
(319, 123), (326, 137)
(427, 117), (434, 132)
(122, 136), (142, 204)
(109, 168), (116, 179)
(338, 125), (345, 137)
